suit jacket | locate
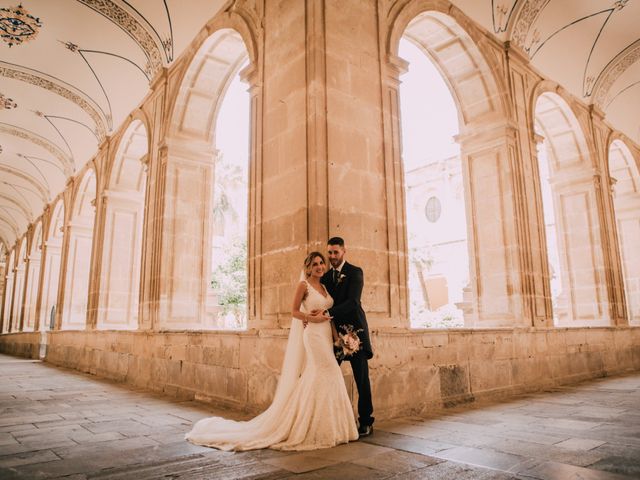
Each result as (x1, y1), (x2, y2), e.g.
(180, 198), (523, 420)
(321, 262), (373, 359)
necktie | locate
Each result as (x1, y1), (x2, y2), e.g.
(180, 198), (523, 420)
(333, 269), (337, 284)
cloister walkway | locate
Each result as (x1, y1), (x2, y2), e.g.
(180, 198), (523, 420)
(0, 353), (638, 479)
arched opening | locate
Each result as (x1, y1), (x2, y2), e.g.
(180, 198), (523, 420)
(534, 92), (608, 325)
(11, 239), (26, 331)
(2, 249), (15, 333)
(40, 200), (64, 331)
(97, 120), (148, 330)
(608, 140), (640, 324)
(208, 60), (250, 329)
(23, 222), (43, 331)
(394, 8), (507, 327)
(61, 170), (96, 330)
(164, 27), (251, 330)
(399, 38), (466, 328)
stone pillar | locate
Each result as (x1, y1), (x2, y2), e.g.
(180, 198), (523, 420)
(95, 189), (145, 330)
(0, 258), (8, 333)
(11, 255), (26, 332)
(59, 221), (94, 330)
(258, 0), (309, 329)
(139, 83), (166, 332)
(456, 122), (530, 327)
(22, 250), (41, 331)
(38, 239), (62, 331)
(321, 0), (397, 329)
(544, 156), (613, 326)
(156, 139), (216, 330)
(589, 108), (628, 325)
(380, 52), (409, 327)
(241, 63), (265, 329)
(506, 44), (554, 328)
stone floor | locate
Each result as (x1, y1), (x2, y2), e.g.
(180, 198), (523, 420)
(0, 354), (639, 479)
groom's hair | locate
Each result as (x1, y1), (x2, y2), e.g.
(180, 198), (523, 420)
(327, 236), (344, 247)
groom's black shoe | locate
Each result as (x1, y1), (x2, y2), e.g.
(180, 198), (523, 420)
(358, 424), (373, 438)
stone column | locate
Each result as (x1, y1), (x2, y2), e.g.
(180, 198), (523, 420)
(138, 82), (166, 332)
(59, 221), (94, 330)
(38, 239), (62, 331)
(544, 159), (613, 326)
(22, 250), (41, 331)
(0, 259), (8, 333)
(11, 256), (26, 332)
(380, 52), (410, 327)
(95, 189), (145, 330)
(241, 63), (265, 329)
(589, 108), (628, 325)
(506, 44), (554, 328)
(156, 139), (216, 330)
(54, 182), (74, 331)
(456, 122), (531, 327)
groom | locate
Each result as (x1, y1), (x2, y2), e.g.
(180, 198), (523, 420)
(321, 237), (374, 437)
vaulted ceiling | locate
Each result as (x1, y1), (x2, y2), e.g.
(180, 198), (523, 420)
(0, 0), (639, 253)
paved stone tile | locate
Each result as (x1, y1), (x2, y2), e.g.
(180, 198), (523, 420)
(434, 445), (526, 472)
(486, 437), (605, 468)
(516, 459), (633, 479)
(1, 354), (639, 479)
(553, 437), (607, 451)
(392, 460), (520, 479)
(279, 462), (388, 479)
(350, 449), (441, 473)
(588, 455), (640, 478)
(262, 452), (342, 473)
(306, 441), (393, 462)
(0, 449), (60, 468)
(363, 429), (454, 455)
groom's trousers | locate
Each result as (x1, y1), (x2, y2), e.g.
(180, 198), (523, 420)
(349, 352), (374, 427)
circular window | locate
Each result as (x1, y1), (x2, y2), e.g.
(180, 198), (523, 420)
(425, 196), (442, 223)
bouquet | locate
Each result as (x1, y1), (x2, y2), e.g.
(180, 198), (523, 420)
(334, 324), (363, 361)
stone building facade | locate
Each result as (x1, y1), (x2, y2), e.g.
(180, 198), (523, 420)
(1, 0), (639, 420)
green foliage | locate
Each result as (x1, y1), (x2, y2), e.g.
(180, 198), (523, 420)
(211, 239), (247, 316)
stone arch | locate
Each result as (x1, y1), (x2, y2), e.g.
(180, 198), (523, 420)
(533, 88), (610, 325)
(168, 28), (252, 144)
(387, 0), (508, 130)
(40, 199), (64, 331)
(97, 119), (149, 329)
(22, 221), (43, 331)
(61, 169), (96, 330)
(386, 0), (523, 326)
(160, 21), (255, 330)
(2, 249), (15, 333)
(608, 138), (640, 324)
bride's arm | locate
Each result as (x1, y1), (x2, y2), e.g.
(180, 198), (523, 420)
(291, 281), (309, 323)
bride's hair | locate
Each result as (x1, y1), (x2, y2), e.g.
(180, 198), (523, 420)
(303, 251), (326, 278)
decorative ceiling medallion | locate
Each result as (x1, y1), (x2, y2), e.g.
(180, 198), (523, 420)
(0, 4), (42, 47)
(0, 92), (17, 109)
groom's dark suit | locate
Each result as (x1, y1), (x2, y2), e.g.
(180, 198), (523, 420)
(322, 262), (374, 428)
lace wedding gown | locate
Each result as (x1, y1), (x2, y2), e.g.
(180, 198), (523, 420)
(185, 281), (358, 451)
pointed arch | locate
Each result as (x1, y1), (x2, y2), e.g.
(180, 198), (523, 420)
(532, 87), (610, 325)
(608, 139), (640, 324)
(97, 119), (149, 329)
(161, 18), (256, 330)
(61, 169), (96, 330)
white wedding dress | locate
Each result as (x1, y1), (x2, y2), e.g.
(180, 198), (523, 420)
(185, 281), (358, 451)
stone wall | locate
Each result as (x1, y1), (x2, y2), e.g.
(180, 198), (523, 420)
(2, 327), (639, 420)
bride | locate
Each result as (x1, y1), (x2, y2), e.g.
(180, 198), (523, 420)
(185, 252), (359, 451)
